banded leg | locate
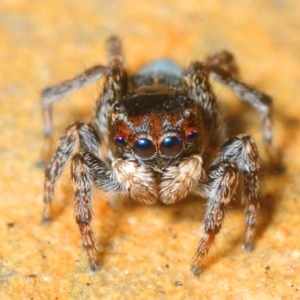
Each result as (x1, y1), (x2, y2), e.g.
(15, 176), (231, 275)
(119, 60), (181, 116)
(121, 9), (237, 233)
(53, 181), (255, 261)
(40, 35), (125, 164)
(71, 153), (98, 270)
(221, 134), (260, 251)
(185, 49), (240, 127)
(92, 36), (127, 143)
(70, 151), (158, 270)
(208, 65), (273, 144)
(191, 134), (260, 276)
(204, 50), (239, 77)
(184, 63), (226, 148)
(106, 35), (125, 68)
(42, 122), (99, 222)
(191, 162), (239, 276)
(40, 65), (111, 164)
(201, 50), (272, 144)
(186, 58), (277, 166)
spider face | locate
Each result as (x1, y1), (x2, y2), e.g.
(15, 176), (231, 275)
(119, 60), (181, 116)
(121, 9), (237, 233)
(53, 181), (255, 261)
(109, 86), (200, 169)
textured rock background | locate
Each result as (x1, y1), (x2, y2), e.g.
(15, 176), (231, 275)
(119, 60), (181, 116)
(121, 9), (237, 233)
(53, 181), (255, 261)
(1, 1), (300, 299)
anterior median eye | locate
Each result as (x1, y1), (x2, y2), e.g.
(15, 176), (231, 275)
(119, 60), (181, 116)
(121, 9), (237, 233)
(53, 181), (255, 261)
(133, 138), (156, 158)
(114, 136), (127, 148)
(160, 136), (183, 156)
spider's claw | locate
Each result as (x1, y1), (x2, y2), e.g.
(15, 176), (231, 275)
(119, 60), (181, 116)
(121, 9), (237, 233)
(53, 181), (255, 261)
(41, 216), (52, 225)
(41, 202), (53, 225)
(242, 242), (254, 252)
(89, 261), (100, 272)
(191, 265), (202, 277)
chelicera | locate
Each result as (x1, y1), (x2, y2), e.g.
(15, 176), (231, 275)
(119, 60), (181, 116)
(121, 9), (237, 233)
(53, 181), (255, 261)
(41, 36), (274, 275)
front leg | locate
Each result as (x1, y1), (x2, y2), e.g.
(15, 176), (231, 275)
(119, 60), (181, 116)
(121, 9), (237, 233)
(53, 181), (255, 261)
(71, 153), (99, 270)
(42, 122), (100, 222)
(191, 161), (239, 276)
(221, 134), (260, 251)
(191, 134), (260, 275)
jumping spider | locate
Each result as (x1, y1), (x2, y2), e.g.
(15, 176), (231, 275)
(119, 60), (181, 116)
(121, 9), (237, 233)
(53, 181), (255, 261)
(41, 36), (273, 275)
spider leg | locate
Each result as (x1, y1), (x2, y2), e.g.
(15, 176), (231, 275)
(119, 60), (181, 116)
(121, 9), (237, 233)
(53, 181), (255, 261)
(191, 161), (239, 276)
(40, 65), (111, 164)
(185, 63), (224, 149)
(204, 50), (239, 77)
(71, 151), (157, 270)
(220, 134), (260, 251)
(191, 134), (260, 276)
(71, 153), (99, 270)
(92, 36), (128, 146)
(40, 36), (125, 164)
(106, 35), (125, 69)
(186, 61), (278, 167)
(208, 65), (273, 145)
(42, 121), (100, 223)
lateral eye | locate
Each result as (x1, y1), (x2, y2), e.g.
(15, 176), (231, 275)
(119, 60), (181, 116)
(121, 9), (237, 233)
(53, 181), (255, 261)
(133, 138), (156, 158)
(114, 136), (127, 148)
(160, 136), (183, 156)
(187, 130), (198, 142)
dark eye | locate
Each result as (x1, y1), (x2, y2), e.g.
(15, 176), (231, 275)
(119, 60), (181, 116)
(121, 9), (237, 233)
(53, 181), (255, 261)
(133, 138), (156, 158)
(187, 130), (198, 142)
(160, 136), (183, 156)
(114, 136), (127, 148)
